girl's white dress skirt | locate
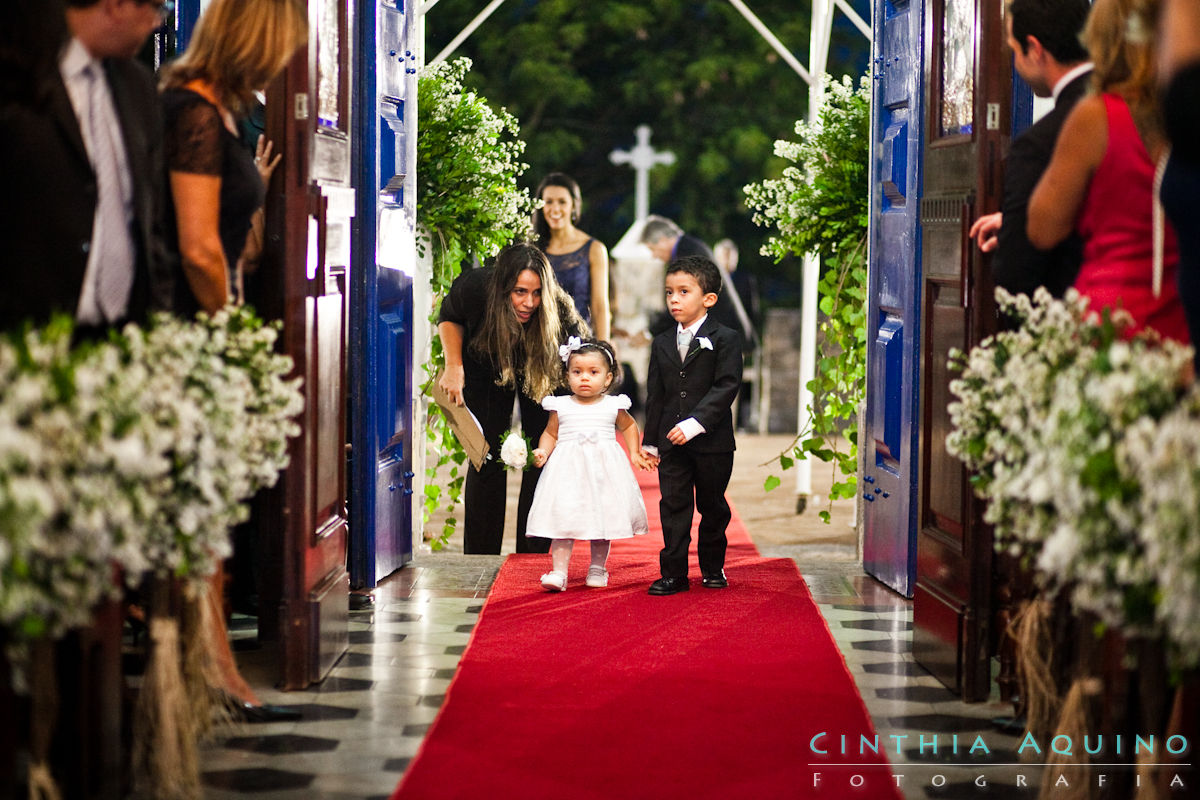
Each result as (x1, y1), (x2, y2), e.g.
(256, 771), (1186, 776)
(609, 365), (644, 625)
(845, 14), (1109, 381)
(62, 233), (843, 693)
(526, 394), (649, 541)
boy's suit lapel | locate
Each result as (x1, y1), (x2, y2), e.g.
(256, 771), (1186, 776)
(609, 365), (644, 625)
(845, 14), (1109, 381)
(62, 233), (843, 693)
(680, 318), (718, 366)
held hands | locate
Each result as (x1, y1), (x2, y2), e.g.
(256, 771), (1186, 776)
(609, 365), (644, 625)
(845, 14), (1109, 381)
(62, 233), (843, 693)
(968, 211), (1002, 253)
(631, 450), (658, 471)
(438, 364), (466, 407)
(253, 135), (283, 184)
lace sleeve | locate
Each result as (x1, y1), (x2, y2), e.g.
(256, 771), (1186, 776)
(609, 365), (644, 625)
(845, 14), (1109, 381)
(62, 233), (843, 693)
(164, 94), (224, 175)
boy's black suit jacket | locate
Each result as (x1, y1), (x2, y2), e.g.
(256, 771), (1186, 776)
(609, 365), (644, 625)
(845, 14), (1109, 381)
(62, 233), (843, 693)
(643, 316), (742, 455)
(0, 58), (173, 330)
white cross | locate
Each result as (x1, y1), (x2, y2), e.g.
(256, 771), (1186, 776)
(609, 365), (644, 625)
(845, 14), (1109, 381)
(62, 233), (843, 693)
(608, 125), (675, 222)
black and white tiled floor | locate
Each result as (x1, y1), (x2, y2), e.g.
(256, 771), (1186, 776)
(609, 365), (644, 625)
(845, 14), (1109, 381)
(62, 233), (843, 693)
(198, 553), (1039, 800)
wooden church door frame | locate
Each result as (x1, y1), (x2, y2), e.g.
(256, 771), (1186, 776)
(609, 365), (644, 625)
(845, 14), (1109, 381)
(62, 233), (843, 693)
(911, 0), (1009, 701)
(259, 0), (354, 690)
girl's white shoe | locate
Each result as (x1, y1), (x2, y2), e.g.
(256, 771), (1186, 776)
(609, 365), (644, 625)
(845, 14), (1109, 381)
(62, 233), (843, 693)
(585, 566), (609, 588)
(540, 571), (567, 592)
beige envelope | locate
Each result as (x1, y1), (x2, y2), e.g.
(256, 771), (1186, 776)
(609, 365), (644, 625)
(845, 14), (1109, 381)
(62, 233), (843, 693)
(429, 371), (490, 471)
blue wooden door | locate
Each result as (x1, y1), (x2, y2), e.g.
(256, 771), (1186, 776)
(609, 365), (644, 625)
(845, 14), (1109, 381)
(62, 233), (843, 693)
(862, 0), (924, 597)
(349, 0), (418, 587)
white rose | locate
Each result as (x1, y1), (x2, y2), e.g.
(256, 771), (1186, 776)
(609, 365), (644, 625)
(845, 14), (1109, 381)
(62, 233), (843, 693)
(499, 431), (527, 470)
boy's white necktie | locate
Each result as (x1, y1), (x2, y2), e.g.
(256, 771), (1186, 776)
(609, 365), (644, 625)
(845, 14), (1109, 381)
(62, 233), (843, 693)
(676, 329), (692, 362)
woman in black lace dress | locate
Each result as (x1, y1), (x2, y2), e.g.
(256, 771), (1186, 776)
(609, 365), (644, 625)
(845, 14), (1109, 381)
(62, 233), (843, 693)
(158, 0), (307, 720)
(533, 173), (611, 339)
(160, 0), (306, 314)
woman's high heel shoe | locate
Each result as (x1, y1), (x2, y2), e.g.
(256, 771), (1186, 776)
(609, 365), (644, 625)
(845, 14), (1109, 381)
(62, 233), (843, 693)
(234, 701), (302, 723)
(217, 691), (302, 723)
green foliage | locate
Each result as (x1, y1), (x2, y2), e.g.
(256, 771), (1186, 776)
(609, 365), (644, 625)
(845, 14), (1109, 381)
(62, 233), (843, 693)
(744, 74), (870, 517)
(416, 57), (535, 277)
(416, 58), (534, 549)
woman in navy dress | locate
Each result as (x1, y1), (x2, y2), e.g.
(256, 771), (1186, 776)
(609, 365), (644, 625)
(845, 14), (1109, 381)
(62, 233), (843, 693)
(534, 173), (611, 340)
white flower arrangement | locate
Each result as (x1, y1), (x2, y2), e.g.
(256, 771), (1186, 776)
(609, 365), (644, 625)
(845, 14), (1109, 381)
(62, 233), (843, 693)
(498, 428), (532, 471)
(947, 287), (1200, 668)
(0, 307), (303, 682)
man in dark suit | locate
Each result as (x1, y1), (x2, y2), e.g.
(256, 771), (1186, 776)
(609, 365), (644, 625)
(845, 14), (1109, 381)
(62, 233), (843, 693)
(642, 256), (742, 595)
(969, 0), (1092, 299)
(0, 0), (173, 333)
(641, 215), (756, 352)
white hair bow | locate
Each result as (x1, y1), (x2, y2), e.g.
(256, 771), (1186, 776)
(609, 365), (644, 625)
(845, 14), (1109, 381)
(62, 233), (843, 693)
(558, 336), (583, 364)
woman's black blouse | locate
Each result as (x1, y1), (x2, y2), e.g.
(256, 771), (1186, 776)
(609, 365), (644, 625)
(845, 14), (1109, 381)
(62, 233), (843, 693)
(162, 87), (263, 312)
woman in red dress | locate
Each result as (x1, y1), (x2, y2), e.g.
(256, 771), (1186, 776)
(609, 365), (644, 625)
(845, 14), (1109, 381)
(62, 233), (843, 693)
(1028, 0), (1189, 343)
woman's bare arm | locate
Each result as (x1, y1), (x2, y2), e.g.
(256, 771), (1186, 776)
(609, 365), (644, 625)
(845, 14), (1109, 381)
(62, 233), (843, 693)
(170, 170), (229, 313)
(1028, 97), (1107, 250)
(588, 239), (611, 341)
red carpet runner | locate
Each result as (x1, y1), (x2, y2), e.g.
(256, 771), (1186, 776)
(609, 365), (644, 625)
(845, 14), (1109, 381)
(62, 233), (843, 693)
(392, 469), (902, 799)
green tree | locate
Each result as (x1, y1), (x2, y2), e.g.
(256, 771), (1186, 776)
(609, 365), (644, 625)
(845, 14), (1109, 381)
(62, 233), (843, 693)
(424, 1), (869, 307)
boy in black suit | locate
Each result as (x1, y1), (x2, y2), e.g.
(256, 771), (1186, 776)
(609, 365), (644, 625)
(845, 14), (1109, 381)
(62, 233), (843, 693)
(642, 256), (743, 595)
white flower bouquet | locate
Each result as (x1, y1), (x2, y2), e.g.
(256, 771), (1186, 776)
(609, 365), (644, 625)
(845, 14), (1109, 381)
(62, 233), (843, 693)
(947, 287), (1200, 668)
(0, 306), (304, 683)
(498, 428), (533, 471)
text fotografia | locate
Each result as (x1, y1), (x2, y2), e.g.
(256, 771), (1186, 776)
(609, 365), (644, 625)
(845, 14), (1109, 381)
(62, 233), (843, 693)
(811, 772), (1191, 791)
(808, 732), (1192, 793)
(808, 732), (1192, 758)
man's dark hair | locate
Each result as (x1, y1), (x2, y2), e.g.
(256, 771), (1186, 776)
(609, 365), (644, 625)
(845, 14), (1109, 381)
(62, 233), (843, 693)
(0, 0), (68, 103)
(666, 256), (723, 296)
(1009, 0), (1091, 63)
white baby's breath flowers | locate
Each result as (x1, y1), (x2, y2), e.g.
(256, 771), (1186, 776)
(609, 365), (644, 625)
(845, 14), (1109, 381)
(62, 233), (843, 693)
(947, 287), (1200, 668)
(1, 306), (304, 687)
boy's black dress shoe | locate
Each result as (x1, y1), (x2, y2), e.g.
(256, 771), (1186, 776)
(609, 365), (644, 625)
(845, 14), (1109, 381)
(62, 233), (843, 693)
(648, 577), (690, 595)
(701, 571), (728, 589)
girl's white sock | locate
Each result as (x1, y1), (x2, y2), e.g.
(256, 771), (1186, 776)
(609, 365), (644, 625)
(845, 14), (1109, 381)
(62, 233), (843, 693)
(589, 540), (610, 570)
(550, 539), (574, 575)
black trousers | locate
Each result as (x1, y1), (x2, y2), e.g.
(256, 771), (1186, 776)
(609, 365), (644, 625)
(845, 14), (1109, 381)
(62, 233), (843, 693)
(462, 375), (550, 555)
(656, 447), (734, 578)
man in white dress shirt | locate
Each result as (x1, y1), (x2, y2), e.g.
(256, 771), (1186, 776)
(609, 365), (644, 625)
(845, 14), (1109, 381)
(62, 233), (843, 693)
(1, 0), (173, 333)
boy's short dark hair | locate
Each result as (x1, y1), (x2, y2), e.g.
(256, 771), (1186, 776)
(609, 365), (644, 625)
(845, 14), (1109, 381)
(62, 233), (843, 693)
(666, 255), (723, 296)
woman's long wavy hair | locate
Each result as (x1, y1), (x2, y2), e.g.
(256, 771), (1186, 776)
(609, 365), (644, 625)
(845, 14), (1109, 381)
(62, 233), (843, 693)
(1085, 0), (1163, 141)
(471, 243), (581, 401)
(160, 0), (308, 115)
(532, 173), (582, 252)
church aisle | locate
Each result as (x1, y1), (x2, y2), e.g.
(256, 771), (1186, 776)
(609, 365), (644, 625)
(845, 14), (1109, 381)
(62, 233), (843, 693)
(198, 434), (1034, 799)
(198, 562), (1034, 800)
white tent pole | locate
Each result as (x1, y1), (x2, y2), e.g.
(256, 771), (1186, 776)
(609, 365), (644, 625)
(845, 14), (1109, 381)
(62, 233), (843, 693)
(726, 0), (813, 85)
(427, 0), (508, 65)
(794, 0), (835, 506)
(834, 0), (872, 39)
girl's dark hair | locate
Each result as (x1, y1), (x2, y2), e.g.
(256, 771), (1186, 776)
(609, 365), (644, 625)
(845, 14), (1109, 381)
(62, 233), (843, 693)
(472, 242), (569, 401)
(564, 338), (623, 392)
(533, 172), (582, 251)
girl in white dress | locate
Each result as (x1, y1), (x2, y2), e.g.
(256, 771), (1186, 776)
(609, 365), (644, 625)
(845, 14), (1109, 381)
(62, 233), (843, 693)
(527, 338), (653, 591)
